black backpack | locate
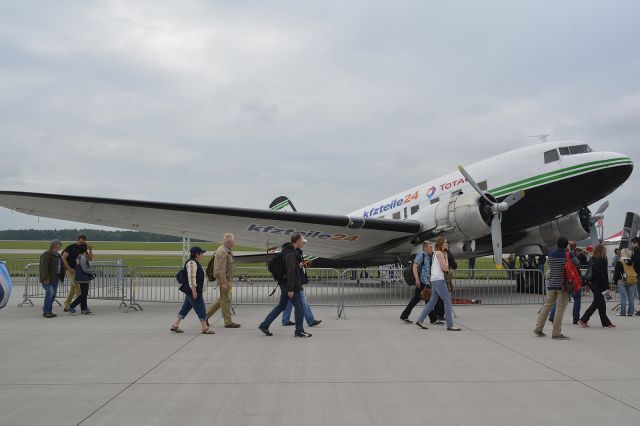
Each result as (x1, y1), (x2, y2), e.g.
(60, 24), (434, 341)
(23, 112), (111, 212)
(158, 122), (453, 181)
(403, 253), (428, 286)
(205, 255), (216, 282)
(268, 251), (286, 282)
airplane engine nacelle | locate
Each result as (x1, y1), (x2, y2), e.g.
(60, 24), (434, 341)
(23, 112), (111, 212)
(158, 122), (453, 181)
(412, 191), (492, 243)
(511, 210), (590, 253)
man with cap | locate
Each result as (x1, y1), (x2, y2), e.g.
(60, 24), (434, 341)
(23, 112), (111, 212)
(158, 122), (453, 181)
(39, 239), (64, 318)
(170, 246), (214, 334)
(205, 233), (241, 328)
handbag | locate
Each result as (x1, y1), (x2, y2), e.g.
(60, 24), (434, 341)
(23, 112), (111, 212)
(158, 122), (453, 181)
(420, 286), (431, 302)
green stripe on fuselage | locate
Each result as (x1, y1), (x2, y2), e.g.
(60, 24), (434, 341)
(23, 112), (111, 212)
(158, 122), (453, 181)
(489, 158), (632, 197)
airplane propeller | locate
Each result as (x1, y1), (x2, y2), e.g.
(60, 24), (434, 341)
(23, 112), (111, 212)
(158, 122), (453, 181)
(589, 200), (609, 246)
(458, 165), (525, 267)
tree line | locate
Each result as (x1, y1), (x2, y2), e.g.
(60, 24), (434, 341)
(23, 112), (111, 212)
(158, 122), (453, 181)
(0, 229), (205, 242)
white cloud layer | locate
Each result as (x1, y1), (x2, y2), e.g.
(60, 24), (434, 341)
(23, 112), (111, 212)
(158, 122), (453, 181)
(0, 0), (638, 238)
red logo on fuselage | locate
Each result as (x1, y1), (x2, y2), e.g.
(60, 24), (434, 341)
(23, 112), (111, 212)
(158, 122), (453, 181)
(439, 178), (466, 191)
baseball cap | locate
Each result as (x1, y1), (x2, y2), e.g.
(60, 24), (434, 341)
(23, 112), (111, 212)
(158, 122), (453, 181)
(190, 247), (206, 255)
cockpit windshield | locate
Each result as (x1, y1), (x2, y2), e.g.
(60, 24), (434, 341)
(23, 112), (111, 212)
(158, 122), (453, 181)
(559, 144), (592, 156)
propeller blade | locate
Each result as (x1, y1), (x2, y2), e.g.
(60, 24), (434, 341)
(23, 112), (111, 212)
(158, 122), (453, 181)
(491, 214), (503, 266)
(590, 225), (600, 247)
(594, 200), (609, 217)
(502, 190), (525, 208)
(458, 165), (494, 206)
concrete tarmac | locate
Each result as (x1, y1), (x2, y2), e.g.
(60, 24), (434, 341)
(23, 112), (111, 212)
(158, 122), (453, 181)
(1, 290), (639, 426)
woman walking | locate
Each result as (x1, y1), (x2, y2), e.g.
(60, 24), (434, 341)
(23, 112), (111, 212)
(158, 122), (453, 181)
(416, 237), (461, 331)
(577, 244), (615, 328)
(68, 244), (95, 315)
(170, 247), (215, 334)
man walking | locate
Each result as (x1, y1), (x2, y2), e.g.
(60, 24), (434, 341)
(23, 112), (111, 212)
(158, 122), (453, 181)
(39, 239), (64, 318)
(281, 243), (322, 327)
(400, 241), (432, 323)
(631, 238), (640, 315)
(205, 233), (241, 328)
(534, 237), (577, 340)
(62, 235), (92, 312)
(259, 233), (311, 337)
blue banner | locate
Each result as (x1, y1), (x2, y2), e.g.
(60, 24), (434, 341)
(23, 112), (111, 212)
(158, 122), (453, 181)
(0, 261), (12, 309)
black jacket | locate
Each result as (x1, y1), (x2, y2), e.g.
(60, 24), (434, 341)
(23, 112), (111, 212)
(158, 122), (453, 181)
(589, 257), (609, 292)
(633, 247), (640, 274)
(613, 258), (634, 284)
(280, 243), (302, 292)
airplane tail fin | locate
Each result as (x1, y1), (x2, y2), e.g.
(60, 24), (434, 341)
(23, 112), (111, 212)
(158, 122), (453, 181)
(269, 196), (298, 212)
(620, 212), (640, 249)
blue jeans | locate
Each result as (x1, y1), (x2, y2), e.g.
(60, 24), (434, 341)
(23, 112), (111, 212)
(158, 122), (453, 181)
(260, 285), (304, 334)
(416, 280), (454, 328)
(619, 284), (636, 315)
(549, 289), (581, 322)
(42, 280), (59, 314)
(177, 293), (206, 321)
(282, 290), (315, 326)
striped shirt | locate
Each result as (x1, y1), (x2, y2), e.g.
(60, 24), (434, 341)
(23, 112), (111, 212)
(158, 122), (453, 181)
(547, 249), (579, 291)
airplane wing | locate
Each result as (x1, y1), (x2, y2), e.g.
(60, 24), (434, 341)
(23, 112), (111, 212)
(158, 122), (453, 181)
(0, 191), (422, 259)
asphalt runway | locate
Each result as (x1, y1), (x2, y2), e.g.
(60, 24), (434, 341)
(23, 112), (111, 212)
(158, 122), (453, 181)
(1, 288), (639, 426)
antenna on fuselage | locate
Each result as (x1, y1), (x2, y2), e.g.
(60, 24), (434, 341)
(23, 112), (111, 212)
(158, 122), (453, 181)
(528, 134), (550, 143)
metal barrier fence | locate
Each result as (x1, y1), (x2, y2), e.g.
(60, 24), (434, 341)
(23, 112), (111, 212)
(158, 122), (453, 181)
(12, 260), (628, 316)
(19, 261), (129, 309)
(126, 266), (342, 315)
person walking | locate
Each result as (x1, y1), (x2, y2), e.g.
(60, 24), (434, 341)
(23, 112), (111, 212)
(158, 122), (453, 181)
(631, 238), (640, 315)
(429, 249), (457, 325)
(39, 239), (64, 318)
(281, 245), (321, 327)
(67, 244), (95, 315)
(577, 244), (615, 328)
(205, 233), (241, 328)
(613, 248), (637, 316)
(62, 235), (92, 312)
(548, 241), (582, 324)
(400, 241), (432, 323)
(534, 237), (576, 339)
(170, 247), (214, 334)
(259, 233), (311, 337)
(415, 237), (461, 331)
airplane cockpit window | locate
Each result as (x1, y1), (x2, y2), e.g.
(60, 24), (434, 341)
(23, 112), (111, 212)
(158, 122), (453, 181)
(559, 144), (592, 156)
(544, 149), (560, 164)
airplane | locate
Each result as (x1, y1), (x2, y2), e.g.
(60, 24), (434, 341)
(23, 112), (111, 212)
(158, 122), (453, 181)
(0, 140), (633, 269)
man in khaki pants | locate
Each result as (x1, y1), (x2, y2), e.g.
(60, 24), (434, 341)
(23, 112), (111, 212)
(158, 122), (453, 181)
(62, 235), (92, 312)
(205, 233), (240, 328)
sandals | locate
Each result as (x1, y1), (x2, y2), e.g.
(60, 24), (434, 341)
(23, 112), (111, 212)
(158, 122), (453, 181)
(170, 326), (184, 333)
(201, 328), (215, 335)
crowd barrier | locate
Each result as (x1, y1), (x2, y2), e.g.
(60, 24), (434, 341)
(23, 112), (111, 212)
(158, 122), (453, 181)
(18, 261), (129, 309)
(12, 260), (628, 317)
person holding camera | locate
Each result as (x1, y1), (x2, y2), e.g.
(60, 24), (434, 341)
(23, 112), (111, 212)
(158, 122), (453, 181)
(400, 241), (432, 323)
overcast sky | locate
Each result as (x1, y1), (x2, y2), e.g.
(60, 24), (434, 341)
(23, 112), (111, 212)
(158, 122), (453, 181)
(0, 0), (639, 238)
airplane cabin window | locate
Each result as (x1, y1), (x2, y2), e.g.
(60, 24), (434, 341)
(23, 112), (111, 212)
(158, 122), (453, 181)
(392, 212), (401, 220)
(478, 181), (487, 191)
(430, 197), (439, 204)
(544, 149), (560, 163)
(403, 207), (408, 219)
(410, 205), (419, 215)
(559, 144), (592, 156)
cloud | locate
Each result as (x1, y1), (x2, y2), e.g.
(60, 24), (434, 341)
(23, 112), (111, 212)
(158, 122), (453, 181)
(0, 0), (638, 237)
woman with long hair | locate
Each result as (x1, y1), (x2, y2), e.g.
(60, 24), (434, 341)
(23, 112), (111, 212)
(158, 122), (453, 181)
(578, 244), (615, 328)
(415, 236), (461, 331)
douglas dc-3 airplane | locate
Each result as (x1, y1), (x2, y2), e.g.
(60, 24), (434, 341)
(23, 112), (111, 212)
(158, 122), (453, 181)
(0, 140), (633, 268)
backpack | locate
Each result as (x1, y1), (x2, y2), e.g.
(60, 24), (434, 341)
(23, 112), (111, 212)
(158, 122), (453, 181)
(404, 253), (427, 286)
(268, 251), (286, 282)
(176, 261), (190, 293)
(621, 261), (638, 285)
(205, 255), (216, 282)
(562, 252), (582, 293)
